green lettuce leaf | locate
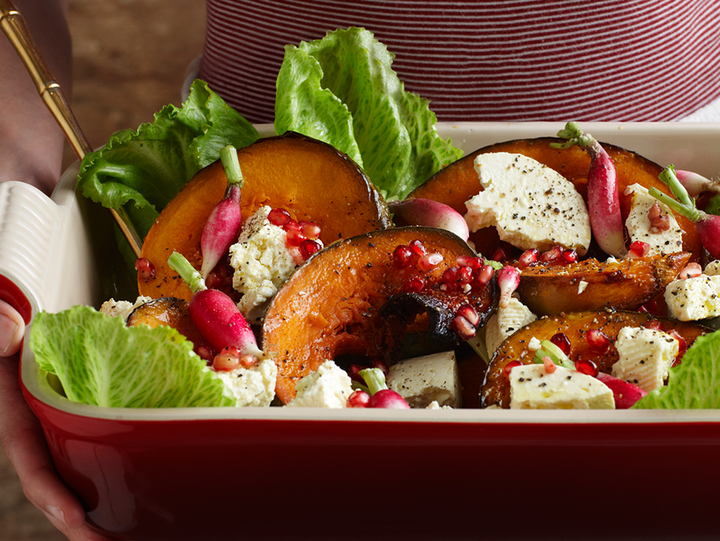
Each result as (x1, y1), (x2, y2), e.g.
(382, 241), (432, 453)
(29, 306), (236, 408)
(633, 330), (720, 409)
(275, 27), (463, 200)
(76, 79), (259, 239)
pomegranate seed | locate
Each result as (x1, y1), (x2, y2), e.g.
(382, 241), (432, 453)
(239, 354), (259, 368)
(442, 267), (459, 287)
(518, 249), (539, 268)
(268, 207), (291, 226)
(504, 360), (522, 378)
(643, 319), (664, 331)
(213, 346), (242, 371)
(492, 246), (512, 262)
(409, 239), (427, 257)
(575, 358), (599, 377)
(476, 264), (494, 286)
(561, 249), (578, 264)
(300, 239), (323, 260)
(586, 329), (611, 353)
(666, 329), (687, 364)
(456, 265), (474, 285)
(135, 257), (156, 282)
(393, 245), (413, 268)
(283, 219), (301, 232)
(629, 241), (650, 258)
(373, 359), (390, 377)
(405, 276), (426, 292)
(348, 364), (366, 383)
(286, 228), (307, 247)
(542, 356), (557, 374)
(451, 314), (477, 340)
(456, 304), (479, 326)
(637, 299), (659, 315)
(196, 345), (214, 362)
(541, 246), (563, 263)
(648, 202), (671, 233)
(678, 262), (702, 280)
(457, 255), (483, 269)
(550, 333), (571, 356)
(347, 390), (371, 408)
(417, 252), (444, 270)
(299, 221), (322, 239)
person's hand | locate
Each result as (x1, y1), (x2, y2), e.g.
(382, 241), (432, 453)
(0, 299), (112, 541)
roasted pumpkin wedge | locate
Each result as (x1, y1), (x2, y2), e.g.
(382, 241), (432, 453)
(515, 251), (692, 316)
(127, 297), (210, 355)
(408, 137), (702, 259)
(262, 227), (497, 404)
(138, 131), (392, 301)
(481, 310), (709, 408)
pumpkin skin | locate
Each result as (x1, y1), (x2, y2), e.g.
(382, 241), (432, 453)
(262, 227), (497, 404)
(480, 310), (710, 409)
(514, 251), (691, 316)
(407, 137), (702, 260)
(138, 131), (391, 301)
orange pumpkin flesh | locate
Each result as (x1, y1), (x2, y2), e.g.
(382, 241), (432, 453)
(262, 227), (496, 404)
(481, 310), (710, 409)
(138, 132), (391, 301)
(408, 137), (702, 260)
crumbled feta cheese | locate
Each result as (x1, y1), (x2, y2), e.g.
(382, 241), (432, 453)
(215, 359), (277, 407)
(704, 260), (720, 276)
(664, 274), (720, 321)
(100, 296), (152, 323)
(611, 326), (678, 393)
(484, 296), (537, 355)
(624, 183), (684, 256)
(286, 360), (353, 408)
(464, 152), (591, 254)
(426, 400), (453, 410)
(577, 280), (589, 294)
(509, 364), (614, 409)
(229, 206), (298, 323)
(387, 351), (462, 408)
(528, 337), (543, 352)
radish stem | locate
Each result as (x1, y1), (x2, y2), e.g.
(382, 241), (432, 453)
(168, 251), (207, 293)
(358, 367), (388, 395)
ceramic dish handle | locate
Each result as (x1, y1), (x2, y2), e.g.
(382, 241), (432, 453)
(0, 176), (98, 318)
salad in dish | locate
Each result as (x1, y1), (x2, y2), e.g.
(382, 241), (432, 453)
(28, 28), (720, 411)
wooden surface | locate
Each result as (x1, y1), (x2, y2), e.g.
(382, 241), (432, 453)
(1, 1), (205, 539)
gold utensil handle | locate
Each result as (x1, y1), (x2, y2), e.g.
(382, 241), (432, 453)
(1, 0), (143, 258)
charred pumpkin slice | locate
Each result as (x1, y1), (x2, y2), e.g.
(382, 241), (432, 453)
(263, 227), (496, 404)
(408, 137), (702, 260)
(127, 297), (209, 355)
(516, 251), (691, 316)
(138, 131), (392, 301)
(481, 310), (709, 408)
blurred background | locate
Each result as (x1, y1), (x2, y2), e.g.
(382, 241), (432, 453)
(1, 1), (205, 539)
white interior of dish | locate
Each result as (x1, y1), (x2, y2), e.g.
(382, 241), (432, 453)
(19, 122), (720, 423)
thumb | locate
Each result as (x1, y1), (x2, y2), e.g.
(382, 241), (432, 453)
(0, 299), (25, 357)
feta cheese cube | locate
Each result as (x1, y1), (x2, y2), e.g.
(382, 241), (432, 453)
(703, 260), (720, 276)
(215, 359), (277, 407)
(484, 296), (537, 354)
(624, 184), (683, 256)
(286, 360), (353, 408)
(509, 364), (614, 409)
(387, 351), (462, 408)
(611, 326), (678, 392)
(664, 274), (720, 321)
(229, 206), (298, 323)
(464, 152), (591, 254)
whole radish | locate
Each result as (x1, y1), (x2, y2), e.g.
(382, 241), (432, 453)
(167, 251), (262, 358)
(649, 165), (720, 259)
(200, 145), (245, 280)
(389, 198), (470, 242)
(356, 367), (410, 409)
(673, 169), (720, 197)
(553, 122), (627, 258)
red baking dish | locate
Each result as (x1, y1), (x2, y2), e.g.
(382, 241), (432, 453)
(7, 123), (720, 540)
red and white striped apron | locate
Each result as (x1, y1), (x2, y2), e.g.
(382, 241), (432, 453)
(199, 0), (720, 123)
